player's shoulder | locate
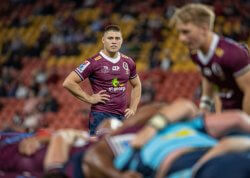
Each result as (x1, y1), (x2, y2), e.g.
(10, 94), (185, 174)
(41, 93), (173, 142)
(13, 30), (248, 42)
(120, 53), (135, 64)
(81, 53), (103, 67)
(220, 37), (248, 55)
(87, 53), (103, 62)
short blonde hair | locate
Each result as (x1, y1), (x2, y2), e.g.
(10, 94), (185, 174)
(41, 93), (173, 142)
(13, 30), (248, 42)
(170, 3), (215, 30)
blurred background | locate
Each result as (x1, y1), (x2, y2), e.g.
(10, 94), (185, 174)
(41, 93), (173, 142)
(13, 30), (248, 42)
(0, 0), (249, 130)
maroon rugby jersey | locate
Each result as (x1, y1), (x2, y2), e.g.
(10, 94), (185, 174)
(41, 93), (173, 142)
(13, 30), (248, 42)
(191, 34), (250, 110)
(75, 51), (137, 115)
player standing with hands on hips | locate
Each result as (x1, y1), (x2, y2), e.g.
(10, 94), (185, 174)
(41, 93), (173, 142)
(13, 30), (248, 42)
(63, 25), (141, 135)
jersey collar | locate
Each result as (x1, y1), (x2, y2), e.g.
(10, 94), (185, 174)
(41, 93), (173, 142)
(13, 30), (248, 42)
(197, 34), (219, 65)
(100, 51), (121, 64)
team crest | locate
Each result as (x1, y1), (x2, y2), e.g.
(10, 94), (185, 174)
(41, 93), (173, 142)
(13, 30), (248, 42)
(77, 61), (90, 73)
(123, 62), (129, 74)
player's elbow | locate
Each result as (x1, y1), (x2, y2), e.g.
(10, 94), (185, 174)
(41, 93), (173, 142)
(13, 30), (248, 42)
(62, 78), (71, 89)
(174, 98), (199, 117)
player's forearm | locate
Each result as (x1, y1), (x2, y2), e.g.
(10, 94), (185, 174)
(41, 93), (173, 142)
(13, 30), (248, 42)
(158, 99), (198, 123)
(63, 80), (92, 103)
(131, 99), (198, 149)
(129, 84), (141, 112)
(44, 135), (71, 170)
(145, 99), (198, 132)
(214, 94), (222, 113)
(201, 77), (215, 97)
(200, 77), (215, 111)
(243, 89), (250, 115)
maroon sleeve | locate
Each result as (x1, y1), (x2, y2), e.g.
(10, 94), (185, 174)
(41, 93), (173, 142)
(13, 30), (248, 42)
(227, 45), (250, 77)
(128, 58), (137, 79)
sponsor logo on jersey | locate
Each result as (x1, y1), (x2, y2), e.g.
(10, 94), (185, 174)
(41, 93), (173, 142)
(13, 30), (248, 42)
(101, 66), (109, 73)
(77, 61), (90, 73)
(109, 78), (125, 92)
(112, 78), (120, 87)
(112, 66), (120, 71)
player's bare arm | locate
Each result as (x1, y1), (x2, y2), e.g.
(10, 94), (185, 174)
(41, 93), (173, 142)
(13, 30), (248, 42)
(236, 70), (250, 115)
(205, 111), (250, 138)
(125, 76), (142, 119)
(63, 71), (110, 104)
(18, 137), (42, 156)
(200, 77), (216, 113)
(44, 129), (90, 171)
(18, 132), (51, 156)
(43, 133), (71, 171)
(131, 98), (198, 148)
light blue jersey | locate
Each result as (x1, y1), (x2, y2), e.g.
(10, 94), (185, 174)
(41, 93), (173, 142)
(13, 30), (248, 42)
(112, 116), (217, 175)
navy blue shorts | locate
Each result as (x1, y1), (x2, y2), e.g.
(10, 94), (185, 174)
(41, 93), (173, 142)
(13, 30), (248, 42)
(165, 148), (208, 178)
(89, 111), (124, 135)
(195, 151), (250, 178)
(168, 148), (208, 175)
(118, 148), (208, 178)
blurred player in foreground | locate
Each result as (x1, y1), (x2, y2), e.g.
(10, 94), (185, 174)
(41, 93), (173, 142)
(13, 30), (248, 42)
(2, 99), (250, 178)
